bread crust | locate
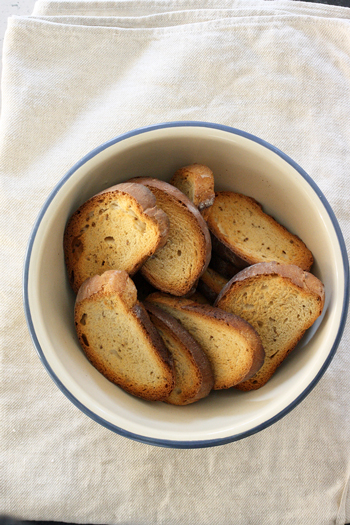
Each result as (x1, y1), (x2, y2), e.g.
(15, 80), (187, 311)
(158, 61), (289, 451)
(147, 293), (265, 388)
(64, 183), (170, 293)
(215, 262), (325, 390)
(131, 302), (175, 377)
(76, 268), (136, 305)
(216, 261), (325, 308)
(144, 302), (214, 404)
(170, 164), (215, 210)
(206, 192), (314, 271)
(129, 177), (212, 295)
(75, 271), (175, 400)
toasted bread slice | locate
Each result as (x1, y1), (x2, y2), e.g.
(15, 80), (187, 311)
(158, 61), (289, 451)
(197, 267), (228, 304)
(144, 302), (214, 405)
(129, 178), (211, 296)
(215, 262), (325, 390)
(74, 270), (174, 400)
(206, 192), (313, 271)
(170, 164), (215, 211)
(146, 293), (265, 390)
(64, 182), (169, 293)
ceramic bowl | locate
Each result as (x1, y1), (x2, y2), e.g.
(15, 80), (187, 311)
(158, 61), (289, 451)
(23, 122), (349, 448)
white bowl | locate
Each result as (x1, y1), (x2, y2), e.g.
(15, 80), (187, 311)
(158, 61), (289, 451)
(23, 122), (349, 448)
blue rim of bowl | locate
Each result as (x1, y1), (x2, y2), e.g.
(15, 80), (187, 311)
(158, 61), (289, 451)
(23, 121), (349, 449)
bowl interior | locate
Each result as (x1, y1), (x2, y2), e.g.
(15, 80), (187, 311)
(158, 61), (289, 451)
(26, 124), (347, 447)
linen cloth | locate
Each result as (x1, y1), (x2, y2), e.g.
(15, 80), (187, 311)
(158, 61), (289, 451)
(1, 1), (350, 523)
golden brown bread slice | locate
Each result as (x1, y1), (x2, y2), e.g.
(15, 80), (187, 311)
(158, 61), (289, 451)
(170, 164), (215, 211)
(144, 302), (214, 405)
(128, 177), (211, 296)
(146, 293), (265, 390)
(64, 182), (169, 293)
(215, 261), (325, 390)
(205, 192), (313, 271)
(74, 270), (174, 401)
(197, 267), (229, 304)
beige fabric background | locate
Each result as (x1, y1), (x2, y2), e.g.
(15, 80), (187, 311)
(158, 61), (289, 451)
(1, 1), (350, 523)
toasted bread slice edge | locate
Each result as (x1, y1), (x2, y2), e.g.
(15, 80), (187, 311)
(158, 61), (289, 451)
(144, 301), (214, 404)
(146, 293), (265, 389)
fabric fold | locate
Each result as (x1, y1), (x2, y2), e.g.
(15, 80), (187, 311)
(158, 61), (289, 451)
(1, 1), (350, 524)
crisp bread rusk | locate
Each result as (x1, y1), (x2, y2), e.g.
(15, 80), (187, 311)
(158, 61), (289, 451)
(197, 267), (229, 304)
(128, 177), (211, 296)
(64, 182), (169, 293)
(146, 293), (265, 390)
(215, 262), (325, 390)
(205, 192), (313, 271)
(170, 164), (215, 211)
(74, 270), (174, 401)
(144, 302), (214, 405)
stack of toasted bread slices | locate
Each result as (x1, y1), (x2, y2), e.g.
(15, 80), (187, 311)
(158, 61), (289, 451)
(65, 162), (325, 400)
(146, 294), (265, 390)
(128, 177), (211, 296)
(145, 302), (214, 405)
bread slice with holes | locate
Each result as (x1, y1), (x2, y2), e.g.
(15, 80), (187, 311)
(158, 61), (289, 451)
(144, 302), (214, 405)
(128, 178), (211, 296)
(206, 192), (313, 271)
(64, 182), (169, 293)
(170, 164), (215, 211)
(215, 261), (325, 390)
(74, 270), (175, 400)
(197, 267), (229, 304)
(146, 293), (265, 390)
